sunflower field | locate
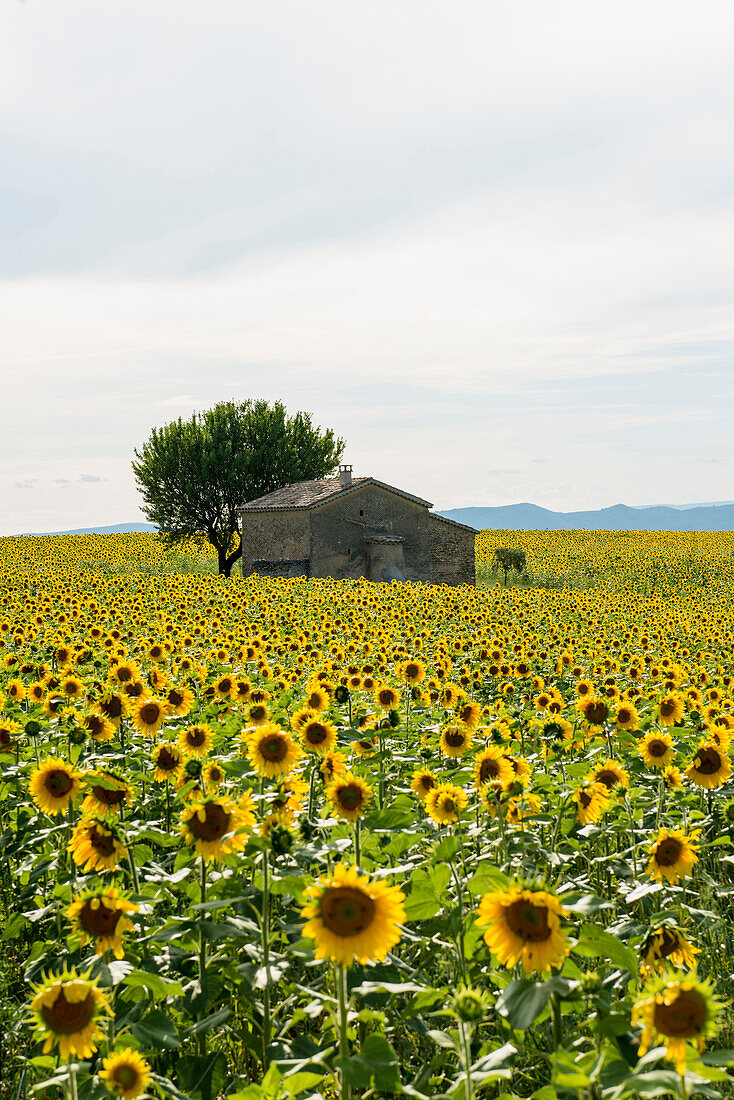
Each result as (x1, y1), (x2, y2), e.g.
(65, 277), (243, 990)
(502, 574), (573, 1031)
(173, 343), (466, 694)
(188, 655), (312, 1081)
(3, 531), (734, 1100)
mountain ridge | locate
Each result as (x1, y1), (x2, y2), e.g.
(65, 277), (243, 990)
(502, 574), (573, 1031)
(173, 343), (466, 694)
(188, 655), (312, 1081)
(437, 503), (734, 531)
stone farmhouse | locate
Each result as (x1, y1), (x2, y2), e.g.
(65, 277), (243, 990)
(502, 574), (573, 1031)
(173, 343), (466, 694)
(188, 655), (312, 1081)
(239, 466), (476, 586)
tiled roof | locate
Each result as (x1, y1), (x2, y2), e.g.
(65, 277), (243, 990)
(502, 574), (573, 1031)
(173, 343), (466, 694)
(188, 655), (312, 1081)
(240, 477), (433, 512)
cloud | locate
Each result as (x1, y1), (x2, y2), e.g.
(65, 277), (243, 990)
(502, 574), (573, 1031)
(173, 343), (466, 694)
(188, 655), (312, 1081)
(14, 478), (38, 489)
(52, 478), (71, 485)
(77, 474), (105, 483)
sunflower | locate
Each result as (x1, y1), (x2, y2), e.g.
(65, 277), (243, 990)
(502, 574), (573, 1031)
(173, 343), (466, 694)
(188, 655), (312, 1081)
(663, 765), (683, 789)
(657, 693), (685, 727)
(99, 1049), (152, 1099)
(165, 684), (194, 717)
(587, 758), (629, 792)
(440, 723), (473, 758)
(640, 925), (699, 979)
(352, 737), (378, 758)
(614, 703), (639, 731)
(29, 968), (111, 1060)
(456, 700), (481, 728)
(633, 971), (722, 1075)
(374, 685), (401, 711)
(300, 862), (405, 966)
(411, 769), (438, 800)
(67, 887), (138, 959)
(246, 702), (270, 726)
(131, 696), (167, 736)
(572, 782), (610, 825)
(473, 747), (513, 789)
(639, 731), (675, 768)
(291, 706), (319, 731)
(108, 661), (141, 687)
(0, 718), (21, 754)
(81, 712), (116, 742)
(425, 782), (468, 825)
(685, 741), (732, 790)
(300, 717), (338, 756)
(69, 817), (127, 874)
(178, 722), (213, 758)
(82, 771), (133, 818)
(153, 742), (183, 783)
(579, 697), (609, 727)
(647, 828), (700, 884)
(203, 761), (226, 790)
(327, 773), (372, 822)
(476, 884), (569, 974)
(180, 795), (255, 861)
(398, 659), (425, 685)
(320, 750), (348, 781)
(507, 791), (542, 826)
(245, 724), (301, 779)
(29, 757), (82, 816)
(96, 690), (129, 727)
(303, 686), (329, 712)
(214, 673), (235, 699)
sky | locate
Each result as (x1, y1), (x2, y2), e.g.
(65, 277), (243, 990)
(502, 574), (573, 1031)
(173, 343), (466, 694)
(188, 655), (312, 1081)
(2, 0), (734, 534)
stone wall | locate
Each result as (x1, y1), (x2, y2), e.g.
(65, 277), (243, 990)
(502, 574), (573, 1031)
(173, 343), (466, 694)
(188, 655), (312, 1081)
(309, 485), (431, 581)
(251, 558), (311, 579)
(239, 510), (310, 577)
(429, 514), (476, 586)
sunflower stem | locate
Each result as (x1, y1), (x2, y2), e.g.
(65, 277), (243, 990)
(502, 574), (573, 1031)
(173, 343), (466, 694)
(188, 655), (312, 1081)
(550, 991), (562, 1051)
(67, 1062), (78, 1100)
(261, 845), (271, 1068)
(336, 964), (350, 1100)
(354, 818), (361, 870)
(449, 860), (467, 982)
(127, 841), (140, 895)
(460, 1020), (473, 1100)
(198, 858), (207, 1057)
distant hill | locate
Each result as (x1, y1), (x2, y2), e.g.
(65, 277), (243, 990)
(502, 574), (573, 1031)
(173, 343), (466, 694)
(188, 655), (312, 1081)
(19, 523), (157, 536)
(437, 503), (734, 532)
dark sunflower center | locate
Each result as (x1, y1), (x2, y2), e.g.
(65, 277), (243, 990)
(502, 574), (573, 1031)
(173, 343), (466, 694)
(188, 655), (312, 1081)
(657, 929), (679, 958)
(695, 748), (721, 775)
(45, 769), (74, 797)
(505, 900), (552, 943)
(86, 716), (104, 736)
(189, 803), (229, 842)
(305, 724), (327, 744)
(262, 736), (287, 762)
(337, 784), (363, 810)
(444, 730), (466, 748)
(320, 886), (376, 936)
(653, 989), (707, 1038)
(139, 704), (161, 725)
(479, 759), (499, 782)
(116, 667), (133, 683)
(420, 775), (435, 791)
(440, 797), (456, 814)
(406, 665), (420, 679)
(585, 702), (608, 724)
(0, 730), (12, 746)
(579, 789), (594, 808)
(91, 784), (125, 806)
(101, 697), (123, 719)
(379, 691), (394, 706)
(41, 989), (95, 1035)
(125, 682), (144, 698)
(157, 748), (178, 771)
(187, 728), (206, 747)
(655, 838), (682, 867)
(596, 770), (619, 789)
(618, 709), (632, 723)
(80, 900), (120, 936)
(660, 700), (676, 717)
(649, 740), (667, 757)
(218, 679), (232, 693)
(114, 1066), (139, 1088)
(250, 706), (267, 721)
(168, 690), (184, 706)
(89, 827), (116, 857)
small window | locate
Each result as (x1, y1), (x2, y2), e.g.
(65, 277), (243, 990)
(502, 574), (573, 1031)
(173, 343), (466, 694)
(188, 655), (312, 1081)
(359, 509), (363, 517)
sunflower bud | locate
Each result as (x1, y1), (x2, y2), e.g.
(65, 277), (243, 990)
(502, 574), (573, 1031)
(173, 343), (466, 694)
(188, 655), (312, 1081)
(387, 709), (401, 729)
(69, 726), (87, 745)
(579, 970), (603, 995)
(270, 824), (294, 856)
(184, 758), (202, 779)
(450, 985), (488, 1023)
(25, 720), (42, 737)
(334, 685), (350, 705)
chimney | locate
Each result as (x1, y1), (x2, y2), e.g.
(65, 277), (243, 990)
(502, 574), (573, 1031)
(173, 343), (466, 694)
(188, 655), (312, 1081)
(339, 464), (353, 488)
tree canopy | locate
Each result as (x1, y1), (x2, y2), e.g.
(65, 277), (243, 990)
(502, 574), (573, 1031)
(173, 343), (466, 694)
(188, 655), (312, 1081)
(132, 400), (344, 576)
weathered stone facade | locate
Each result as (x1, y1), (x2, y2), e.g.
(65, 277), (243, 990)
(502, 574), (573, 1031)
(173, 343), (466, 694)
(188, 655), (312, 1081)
(239, 471), (476, 586)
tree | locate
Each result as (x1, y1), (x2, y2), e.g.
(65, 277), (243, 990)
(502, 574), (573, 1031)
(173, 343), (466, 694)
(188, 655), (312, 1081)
(493, 547), (527, 587)
(132, 400), (344, 576)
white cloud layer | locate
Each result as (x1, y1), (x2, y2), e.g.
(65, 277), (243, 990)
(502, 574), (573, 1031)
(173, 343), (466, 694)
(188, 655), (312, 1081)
(1, 0), (733, 533)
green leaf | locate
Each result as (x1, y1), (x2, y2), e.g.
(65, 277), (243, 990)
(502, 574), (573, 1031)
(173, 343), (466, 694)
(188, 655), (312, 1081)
(466, 864), (510, 896)
(573, 926), (638, 974)
(188, 1006), (232, 1036)
(495, 980), (553, 1029)
(130, 1008), (180, 1049)
(124, 969), (184, 999)
(404, 865), (451, 919)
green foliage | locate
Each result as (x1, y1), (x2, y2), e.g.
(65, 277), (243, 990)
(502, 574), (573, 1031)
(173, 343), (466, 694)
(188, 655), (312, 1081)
(132, 400), (344, 576)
